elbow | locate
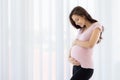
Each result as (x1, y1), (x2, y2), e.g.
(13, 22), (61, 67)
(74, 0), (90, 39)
(88, 43), (95, 48)
(89, 45), (94, 48)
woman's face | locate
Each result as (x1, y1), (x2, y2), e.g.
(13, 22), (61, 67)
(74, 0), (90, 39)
(72, 14), (86, 27)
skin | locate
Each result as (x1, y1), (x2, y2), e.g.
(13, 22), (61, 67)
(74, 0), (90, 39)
(68, 14), (101, 66)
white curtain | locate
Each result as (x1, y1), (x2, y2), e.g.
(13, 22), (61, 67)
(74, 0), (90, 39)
(0, 0), (120, 80)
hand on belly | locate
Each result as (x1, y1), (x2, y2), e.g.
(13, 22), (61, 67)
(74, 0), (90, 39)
(68, 56), (80, 66)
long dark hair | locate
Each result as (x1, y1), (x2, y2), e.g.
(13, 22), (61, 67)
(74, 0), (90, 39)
(69, 6), (104, 43)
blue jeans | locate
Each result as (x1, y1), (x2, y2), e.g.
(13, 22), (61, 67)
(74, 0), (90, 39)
(70, 65), (94, 80)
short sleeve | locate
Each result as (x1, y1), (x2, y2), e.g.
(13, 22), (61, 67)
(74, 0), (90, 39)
(93, 22), (103, 32)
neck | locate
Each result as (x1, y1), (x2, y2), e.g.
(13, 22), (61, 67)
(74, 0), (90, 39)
(85, 21), (92, 28)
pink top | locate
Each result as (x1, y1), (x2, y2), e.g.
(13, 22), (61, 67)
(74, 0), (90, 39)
(71, 22), (103, 69)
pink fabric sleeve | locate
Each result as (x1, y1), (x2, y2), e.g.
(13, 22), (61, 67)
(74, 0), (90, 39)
(93, 23), (103, 32)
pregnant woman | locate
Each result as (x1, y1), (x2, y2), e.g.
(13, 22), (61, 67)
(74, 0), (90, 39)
(68, 6), (104, 80)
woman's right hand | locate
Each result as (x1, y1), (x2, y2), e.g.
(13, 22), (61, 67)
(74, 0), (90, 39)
(68, 56), (80, 66)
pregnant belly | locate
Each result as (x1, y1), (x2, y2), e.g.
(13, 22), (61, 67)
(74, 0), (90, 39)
(71, 45), (89, 62)
(71, 46), (93, 68)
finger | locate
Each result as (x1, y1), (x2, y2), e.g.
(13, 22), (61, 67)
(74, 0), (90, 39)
(74, 61), (79, 64)
(73, 62), (80, 66)
(68, 57), (80, 65)
(72, 61), (80, 65)
(68, 57), (73, 61)
(73, 62), (80, 65)
(69, 58), (78, 64)
(69, 57), (74, 61)
(69, 59), (76, 64)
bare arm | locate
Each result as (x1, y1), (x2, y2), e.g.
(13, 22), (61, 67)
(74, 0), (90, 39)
(73, 28), (101, 48)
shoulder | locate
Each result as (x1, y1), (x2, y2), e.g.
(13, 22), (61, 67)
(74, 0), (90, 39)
(93, 22), (103, 32)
